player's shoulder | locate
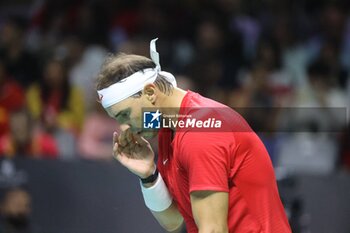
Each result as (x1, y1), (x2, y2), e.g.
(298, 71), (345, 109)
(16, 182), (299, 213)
(183, 92), (252, 133)
(184, 91), (227, 108)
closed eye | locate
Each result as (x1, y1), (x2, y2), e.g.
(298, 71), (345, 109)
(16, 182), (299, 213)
(114, 108), (131, 123)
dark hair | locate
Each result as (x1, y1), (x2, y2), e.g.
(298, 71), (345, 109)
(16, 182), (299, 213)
(307, 61), (331, 78)
(39, 59), (70, 110)
(95, 53), (174, 96)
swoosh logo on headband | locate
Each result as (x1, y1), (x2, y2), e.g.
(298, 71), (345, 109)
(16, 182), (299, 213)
(118, 78), (127, 83)
(98, 94), (103, 102)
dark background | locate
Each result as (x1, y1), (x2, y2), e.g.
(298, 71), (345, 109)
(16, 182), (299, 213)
(3, 159), (349, 233)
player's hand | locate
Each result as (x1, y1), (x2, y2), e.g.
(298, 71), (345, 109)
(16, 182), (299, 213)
(112, 127), (155, 178)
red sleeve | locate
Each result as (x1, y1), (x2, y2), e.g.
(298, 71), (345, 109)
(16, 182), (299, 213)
(178, 132), (234, 194)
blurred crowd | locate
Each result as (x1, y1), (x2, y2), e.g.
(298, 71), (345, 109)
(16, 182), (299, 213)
(0, 0), (349, 173)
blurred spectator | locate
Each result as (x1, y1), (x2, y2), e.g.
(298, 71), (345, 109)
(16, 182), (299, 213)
(231, 11), (261, 62)
(118, 37), (150, 57)
(229, 63), (274, 108)
(290, 61), (347, 131)
(319, 3), (348, 59)
(227, 63), (282, 164)
(57, 35), (86, 67)
(190, 56), (225, 97)
(175, 75), (196, 91)
(0, 187), (32, 233)
(314, 40), (348, 89)
(227, 38), (291, 122)
(0, 60), (25, 137)
(78, 102), (117, 161)
(26, 58), (85, 159)
(26, 58), (84, 135)
(0, 109), (58, 159)
(69, 44), (107, 112)
(188, 16), (243, 98)
(274, 59), (347, 175)
(0, 17), (39, 87)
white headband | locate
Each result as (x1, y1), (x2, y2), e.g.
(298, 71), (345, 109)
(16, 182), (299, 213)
(97, 38), (177, 108)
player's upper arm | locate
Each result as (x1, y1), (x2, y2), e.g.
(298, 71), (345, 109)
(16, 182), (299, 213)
(190, 191), (229, 233)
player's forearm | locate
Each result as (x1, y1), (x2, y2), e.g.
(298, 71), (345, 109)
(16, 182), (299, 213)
(140, 170), (183, 232)
(191, 191), (229, 233)
(151, 202), (184, 232)
(197, 225), (228, 233)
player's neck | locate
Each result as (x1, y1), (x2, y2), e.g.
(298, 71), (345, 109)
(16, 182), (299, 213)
(158, 87), (187, 116)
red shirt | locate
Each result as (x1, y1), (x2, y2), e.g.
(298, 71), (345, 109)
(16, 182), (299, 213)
(157, 91), (291, 233)
(0, 79), (25, 136)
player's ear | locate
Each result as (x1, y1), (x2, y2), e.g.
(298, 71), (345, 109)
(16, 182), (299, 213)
(143, 84), (157, 104)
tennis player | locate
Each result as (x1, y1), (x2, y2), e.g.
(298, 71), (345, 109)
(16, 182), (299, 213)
(96, 39), (291, 233)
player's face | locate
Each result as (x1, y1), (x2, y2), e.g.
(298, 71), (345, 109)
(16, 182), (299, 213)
(106, 95), (159, 139)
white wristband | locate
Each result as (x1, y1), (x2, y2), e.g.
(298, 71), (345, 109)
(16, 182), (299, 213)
(140, 173), (173, 212)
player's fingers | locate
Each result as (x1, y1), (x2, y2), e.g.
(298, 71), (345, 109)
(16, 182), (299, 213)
(118, 131), (128, 147)
(121, 146), (133, 157)
(113, 144), (128, 164)
(133, 133), (149, 146)
(119, 124), (130, 131)
(113, 131), (118, 145)
(113, 142), (133, 161)
(113, 137), (128, 156)
(125, 128), (134, 144)
(118, 130), (134, 155)
(117, 139), (135, 157)
(112, 141), (119, 157)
